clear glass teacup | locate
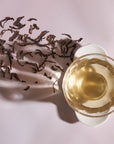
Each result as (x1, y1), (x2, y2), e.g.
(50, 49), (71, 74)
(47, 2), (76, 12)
(62, 45), (114, 126)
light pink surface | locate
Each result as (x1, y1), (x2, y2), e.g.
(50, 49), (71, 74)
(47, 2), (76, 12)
(0, 0), (114, 144)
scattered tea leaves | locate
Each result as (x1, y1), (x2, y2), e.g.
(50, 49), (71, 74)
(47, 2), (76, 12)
(0, 16), (82, 93)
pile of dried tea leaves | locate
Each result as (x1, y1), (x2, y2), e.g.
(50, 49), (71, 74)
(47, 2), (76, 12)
(0, 16), (82, 93)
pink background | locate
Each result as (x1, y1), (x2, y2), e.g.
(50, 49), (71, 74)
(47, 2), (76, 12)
(0, 0), (114, 144)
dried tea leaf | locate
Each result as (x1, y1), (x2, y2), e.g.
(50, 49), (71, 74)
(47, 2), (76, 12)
(24, 86), (30, 91)
(21, 80), (26, 83)
(33, 24), (39, 30)
(0, 39), (6, 45)
(13, 16), (24, 26)
(29, 24), (39, 34)
(44, 72), (52, 79)
(7, 49), (13, 69)
(54, 65), (64, 72)
(51, 66), (58, 71)
(0, 28), (13, 36)
(25, 61), (39, 72)
(10, 73), (20, 81)
(29, 25), (33, 34)
(46, 34), (56, 43)
(9, 31), (19, 41)
(66, 62), (70, 66)
(62, 33), (72, 39)
(0, 17), (14, 28)
(77, 38), (83, 42)
(35, 30), (49, 42)
(13, 16), (26, 29)
(27, 18), (37, 21)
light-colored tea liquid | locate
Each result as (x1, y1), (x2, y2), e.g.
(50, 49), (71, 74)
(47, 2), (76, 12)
(66, 58), (114, 114)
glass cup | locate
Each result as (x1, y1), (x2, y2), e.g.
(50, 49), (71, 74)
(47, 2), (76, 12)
(62, 45), (114, 127)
